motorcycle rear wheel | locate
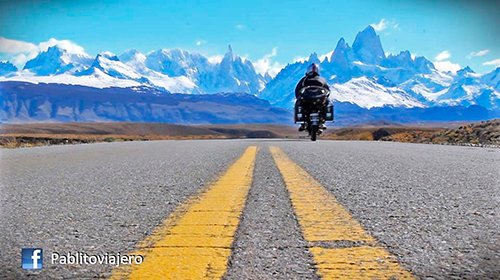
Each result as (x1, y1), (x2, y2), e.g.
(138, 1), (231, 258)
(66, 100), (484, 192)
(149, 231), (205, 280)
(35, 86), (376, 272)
(310, 126), (318, 141)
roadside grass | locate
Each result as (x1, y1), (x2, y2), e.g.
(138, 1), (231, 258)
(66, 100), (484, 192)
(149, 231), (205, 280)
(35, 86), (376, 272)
(0, 133), (228, 148)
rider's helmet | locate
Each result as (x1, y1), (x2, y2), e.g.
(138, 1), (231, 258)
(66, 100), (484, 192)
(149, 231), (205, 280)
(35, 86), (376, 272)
(306, 63), (320, 76)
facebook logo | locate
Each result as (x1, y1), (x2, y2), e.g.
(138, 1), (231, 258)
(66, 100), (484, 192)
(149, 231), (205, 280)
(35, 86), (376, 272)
(22, 248), (43, 270)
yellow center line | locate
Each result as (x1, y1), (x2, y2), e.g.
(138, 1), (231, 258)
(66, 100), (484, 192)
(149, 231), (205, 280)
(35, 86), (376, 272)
(270, 146), (414, 279)
(110, 146), (257, 280)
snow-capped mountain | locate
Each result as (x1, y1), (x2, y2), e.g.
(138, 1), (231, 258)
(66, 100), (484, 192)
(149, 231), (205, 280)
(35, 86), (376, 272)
(119, 49), (201, 93)
(1, 25), (499, 112)
(211, 45), (266, 94)
(3, 44), (267, 95)
(260, 26), (500, 110)
(481, 67), (500, 91)
(77, 52), (150, 83)
(331, 77), (425, 109)
(23, 45), (93, 75)
(351, 25), (386, 65)
(142, 45), (266, 94)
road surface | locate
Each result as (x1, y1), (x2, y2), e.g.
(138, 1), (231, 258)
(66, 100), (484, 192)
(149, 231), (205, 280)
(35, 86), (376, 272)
(0, 140), (498, 279)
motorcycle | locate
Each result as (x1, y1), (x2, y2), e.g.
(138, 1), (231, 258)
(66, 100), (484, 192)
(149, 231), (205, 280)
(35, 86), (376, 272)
(294, 86), (334, 141)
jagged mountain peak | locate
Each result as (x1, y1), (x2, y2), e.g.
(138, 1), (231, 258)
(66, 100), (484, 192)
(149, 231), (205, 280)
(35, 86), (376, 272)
(352, 25), (385, 64)
(223, 44), (238, 62)
(392, 50), (412, 60)
(42, 45), (89, 58)
(308, 52), (320, 64)
(383, 50), (415, 69)
(334, 37), (350, 51)
(0, 61), (17, 76)
(23, 45), (93, 75)
(458, 66), (475, 75)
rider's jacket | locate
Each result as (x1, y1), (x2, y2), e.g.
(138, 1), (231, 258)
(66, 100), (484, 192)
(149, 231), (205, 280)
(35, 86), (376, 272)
(295, 72), (330, 99)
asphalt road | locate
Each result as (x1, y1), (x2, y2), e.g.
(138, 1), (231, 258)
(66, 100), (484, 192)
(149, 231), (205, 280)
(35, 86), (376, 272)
(0, 140), (498, 279)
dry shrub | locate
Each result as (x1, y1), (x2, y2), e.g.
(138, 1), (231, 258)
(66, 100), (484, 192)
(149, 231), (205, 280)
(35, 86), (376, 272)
(358, 132), (374, 141)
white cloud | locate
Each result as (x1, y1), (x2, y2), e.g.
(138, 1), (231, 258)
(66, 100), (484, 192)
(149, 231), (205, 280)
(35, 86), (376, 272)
(433, 50), (461, 73)
(207, 55), (223, 64)
(240, 54), (249, 62)
(371, 19), (388, 31)
(435, 50), (451, 61)
(370, 19), (399, 32)
(235, 24), (245, 30)
(39, 38), (88, 56)
(195, 40), (206, 46)
(252, 47), (284, 77)
(12, 53), (28, 67)
(483, 58), (500, 68)
(0, 37), (89, 68)
(469, 49), (490, 58)
(0, 37), (37, 53)
(434, 60), (461, 73)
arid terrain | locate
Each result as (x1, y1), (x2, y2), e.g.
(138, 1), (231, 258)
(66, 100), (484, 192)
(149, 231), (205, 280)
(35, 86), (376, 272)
(1, 119), (498, 148)
(323, 119), (500, 146)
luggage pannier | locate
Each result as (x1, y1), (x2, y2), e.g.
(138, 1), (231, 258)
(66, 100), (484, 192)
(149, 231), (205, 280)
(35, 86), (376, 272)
(294, 105), (305, 122)
(325, 103), (334, 121)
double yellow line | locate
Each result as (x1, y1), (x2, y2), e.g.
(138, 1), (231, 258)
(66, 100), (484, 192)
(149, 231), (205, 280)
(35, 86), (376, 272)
(270, 147), (414, 279)
(111, 146), (413, 279)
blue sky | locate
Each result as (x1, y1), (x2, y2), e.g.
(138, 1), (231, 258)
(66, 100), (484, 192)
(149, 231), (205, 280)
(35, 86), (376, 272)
(0, 0), (498, 74)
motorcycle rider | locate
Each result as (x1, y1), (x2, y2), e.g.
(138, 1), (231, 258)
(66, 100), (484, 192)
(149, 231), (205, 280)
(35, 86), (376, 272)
(295, 63), (330, 131)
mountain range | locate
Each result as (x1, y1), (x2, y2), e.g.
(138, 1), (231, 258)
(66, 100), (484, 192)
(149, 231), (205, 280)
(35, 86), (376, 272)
(1, 26), (499, 124)
(260, 27), (499, 110)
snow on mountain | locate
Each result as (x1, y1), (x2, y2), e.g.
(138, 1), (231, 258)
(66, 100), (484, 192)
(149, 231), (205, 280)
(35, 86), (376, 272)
(5, 48), (143, 88)
(118, 49), (147, 71)
(209, 45), (266, 94)
(481, 67), (500, 91)
(23, 45), (92, 75)
(434, 67), (500, 108)
(78, 52), (147, 81)
(142, 45), (266, 94)
(399, 71), (452, 102)
(331, 77), (424, 108)
(1, 26), (499, 111)
(260, 26), (499, 110)
(0, 61), (17, 76)
(145, 48), (213, 80)
(0, 69), (142, 89)
(119, 49), (200, 93)
(3, 45), (265, 94)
